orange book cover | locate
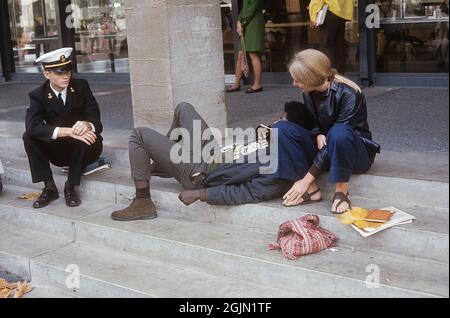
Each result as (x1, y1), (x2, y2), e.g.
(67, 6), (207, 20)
(364, 209), (395, 223)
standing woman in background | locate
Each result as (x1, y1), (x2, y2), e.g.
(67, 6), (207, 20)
(309, 0), (354, 73)
(227, 0), (265, 94)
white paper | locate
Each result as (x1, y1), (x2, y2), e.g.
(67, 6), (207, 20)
(351, 207), (416, 238)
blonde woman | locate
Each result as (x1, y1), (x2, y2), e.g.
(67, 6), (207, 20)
(281, 49), (380, 214)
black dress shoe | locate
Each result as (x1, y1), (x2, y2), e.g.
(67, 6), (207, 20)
(33, 188), (59, 209)
(245, 87), (263, 94)
(64, 186), (81, 207)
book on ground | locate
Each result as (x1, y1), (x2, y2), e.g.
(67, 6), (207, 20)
(364, 209), (395, 223)
(62, 157), (111, 176)
(351, 207), (416, 238)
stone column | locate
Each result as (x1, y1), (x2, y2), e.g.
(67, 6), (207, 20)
(125, 0), (227, 134)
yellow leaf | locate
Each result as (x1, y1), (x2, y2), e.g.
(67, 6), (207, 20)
(349, 207), (369, 219)
(337, 210), (355, 225)
(18, 192), (41, 201)
(354, 220), (384, 230)
(13, 281), (33, 298)
(1, 288), (11, 298)
(0, 278), (17, 289)
(337, 207), (369, 225)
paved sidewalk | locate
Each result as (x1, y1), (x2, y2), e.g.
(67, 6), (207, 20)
(0, 81), (448, 154)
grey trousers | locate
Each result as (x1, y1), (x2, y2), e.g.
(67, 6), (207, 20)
(129, 103), (217, 190)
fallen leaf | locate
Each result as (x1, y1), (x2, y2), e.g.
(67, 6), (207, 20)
(349, 207), (369, 219)
(354, 220), (384, 230)
(1, 288), (11, 298)
(0, 278), (17, 289)
(13, 281), (33, 298)
(337, 207), (369, 225)
(18, 192), (41, 201)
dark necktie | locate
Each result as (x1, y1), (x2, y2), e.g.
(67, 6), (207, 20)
(58, 93), (64, 105)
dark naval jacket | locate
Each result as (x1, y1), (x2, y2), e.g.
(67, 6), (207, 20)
(25, 79), (103, 143)
(303, 81), (381, 172)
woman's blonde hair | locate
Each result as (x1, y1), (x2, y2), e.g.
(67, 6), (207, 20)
(289, 49), (361, 93)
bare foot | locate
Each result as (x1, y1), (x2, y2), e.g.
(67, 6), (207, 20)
(331, 192), (352, 214)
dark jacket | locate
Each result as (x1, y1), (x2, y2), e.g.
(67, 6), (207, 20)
(303, 81), (380, 171)
(203, 151), (292, 206)
(26, 79), (103, 143)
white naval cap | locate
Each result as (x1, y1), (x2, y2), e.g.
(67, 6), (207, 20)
(36, 47), (73, 71)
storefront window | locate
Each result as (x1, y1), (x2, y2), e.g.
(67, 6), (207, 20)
(376, 0), (449, 73)
(224, 0), (359, 74)
(71, 0), (128, 73)
(8, 0), (59, 73)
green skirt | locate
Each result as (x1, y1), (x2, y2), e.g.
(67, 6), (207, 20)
(239, 12), (265, 54)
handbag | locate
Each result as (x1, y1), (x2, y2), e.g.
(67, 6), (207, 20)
(268, 214), (338, 260)
(240, 36), (250, 78)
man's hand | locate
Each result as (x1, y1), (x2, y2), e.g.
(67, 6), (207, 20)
(72, 121), (92, 136)
(178, 190), (201, 206)
(71, 130), (97, 146)
(317, 134), (327, 150)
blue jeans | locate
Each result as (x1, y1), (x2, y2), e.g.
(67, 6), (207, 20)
(326, 124), (372, 183)
(272, 121), (317, 181)
(273, 122), (373, 183)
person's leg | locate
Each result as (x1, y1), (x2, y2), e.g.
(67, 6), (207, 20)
(272, 121), (321, 202)
(23, 132), (54, 184)
(23, 132), (60, 208)
(229, 51), (244, 91)
(111, 124), (205, 221)
(335, 16), (347, 73)
(320, 11), (339, 71)
(64, 138), (103, 187)
(248, 52), (262, 90)
(327, 124), (372, 213)
(167, 102), (218, 162)
(55, 138), (103, 207)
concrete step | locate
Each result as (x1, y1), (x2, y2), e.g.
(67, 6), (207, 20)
(1, 161), (448, 263)
(0, 135), (449, 208)
(0, 186), (448, 298)
(3, 155), (449, 209)
(1, 224), (302, 298)
(23, 285), (79, 298)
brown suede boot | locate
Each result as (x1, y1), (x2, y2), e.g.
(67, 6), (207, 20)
(111, 197), (158, 221)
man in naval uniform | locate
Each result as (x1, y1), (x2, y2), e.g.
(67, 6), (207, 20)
(23, 47), (103, 208)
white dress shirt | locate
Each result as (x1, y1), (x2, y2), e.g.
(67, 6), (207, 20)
(50, 84), (95, 140)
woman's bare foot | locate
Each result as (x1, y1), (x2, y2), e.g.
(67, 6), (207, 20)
(331, 192), (351, 214)
(331, 183), (351, 214)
